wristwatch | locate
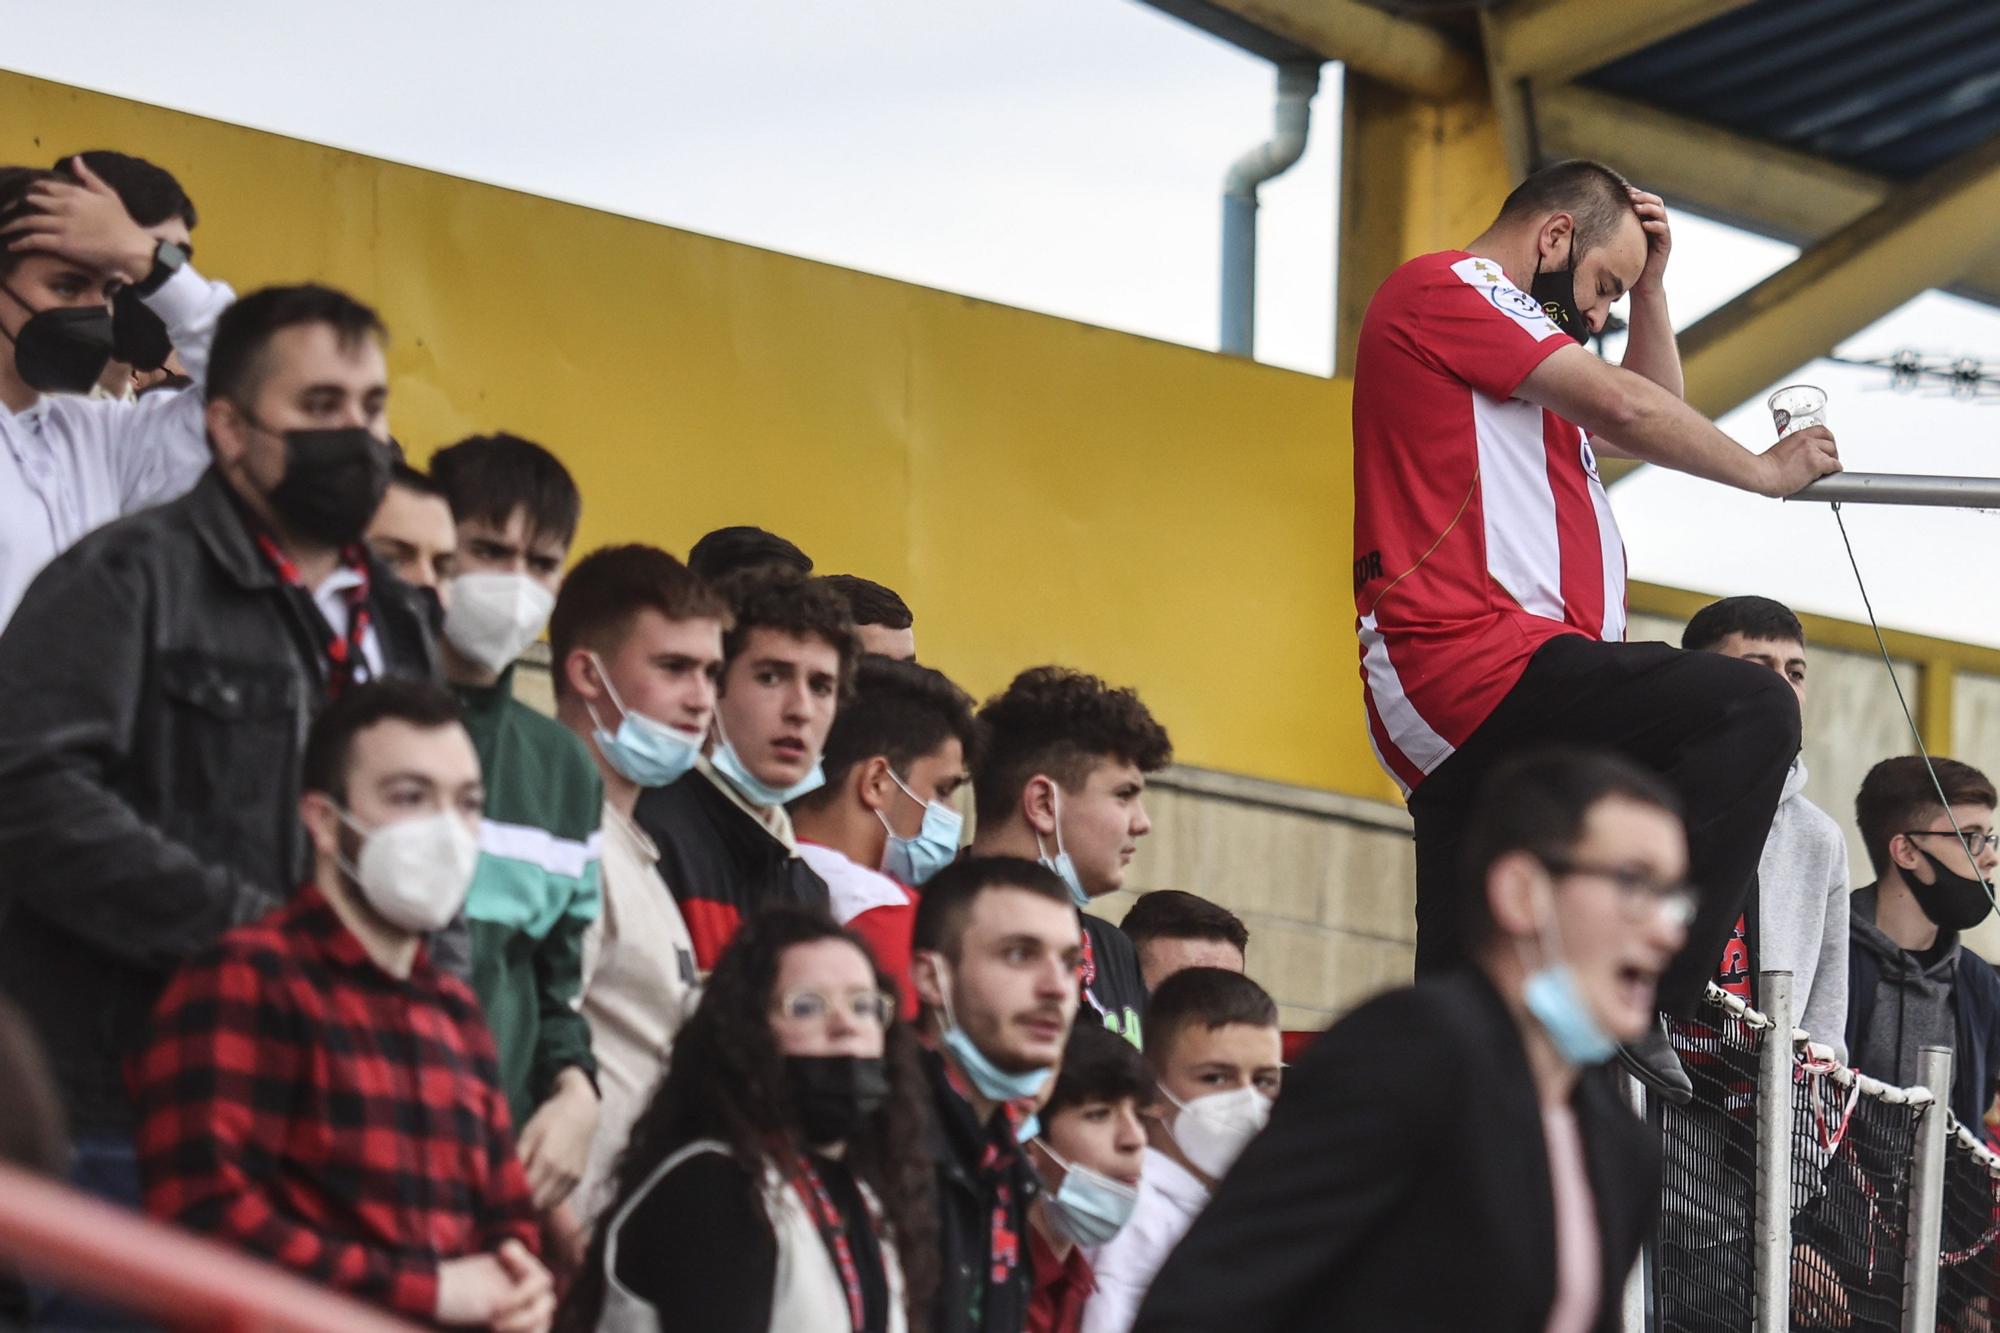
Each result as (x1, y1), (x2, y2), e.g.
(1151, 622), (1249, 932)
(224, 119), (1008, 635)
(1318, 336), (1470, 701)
(130, 239), (190, 299)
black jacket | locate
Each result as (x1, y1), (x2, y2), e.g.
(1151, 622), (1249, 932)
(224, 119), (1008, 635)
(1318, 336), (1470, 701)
(1847, 917), (2000, 1127)
(0, 469), (438, 1130)
(1082, 913), (1147, 1047)
(633, 764), (829, 969)
(922, 1046), (1038, 1333)
(1134, 971), (1659, 1333)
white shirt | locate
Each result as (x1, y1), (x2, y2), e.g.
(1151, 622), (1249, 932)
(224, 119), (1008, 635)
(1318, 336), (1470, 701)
(311, 563), (385, 680)
(797, 841), (909, 926)
(0, 264), (233, 630)
(1082, 1147), (1210, 1333)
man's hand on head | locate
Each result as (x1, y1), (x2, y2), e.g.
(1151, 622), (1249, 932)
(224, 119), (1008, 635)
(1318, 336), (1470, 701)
(0, 156), (157, 287)
(1628, 187), (1672, 297)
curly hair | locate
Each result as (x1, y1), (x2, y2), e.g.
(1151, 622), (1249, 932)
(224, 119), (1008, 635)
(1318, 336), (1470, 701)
(973, 665), (1173, 828)
(559, 910), (937, 1332)
(717, 567), (861, 700)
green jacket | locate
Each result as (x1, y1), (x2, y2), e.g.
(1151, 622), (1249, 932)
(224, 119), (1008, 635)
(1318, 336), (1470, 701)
(456, 667), (603, 1125)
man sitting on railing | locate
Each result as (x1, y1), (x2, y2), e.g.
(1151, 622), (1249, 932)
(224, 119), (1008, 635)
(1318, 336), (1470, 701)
(1132, 747), (1678, 1332)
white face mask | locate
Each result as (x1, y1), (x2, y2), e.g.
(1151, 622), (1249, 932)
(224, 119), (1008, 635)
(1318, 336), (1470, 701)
(1164, 1085), (1271, 1179)
(338, 809), (480, 933)
(442, 572), (556, 675)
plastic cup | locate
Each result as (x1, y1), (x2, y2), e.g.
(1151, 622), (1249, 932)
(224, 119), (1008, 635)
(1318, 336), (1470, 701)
(1768, 384), (1827, 438)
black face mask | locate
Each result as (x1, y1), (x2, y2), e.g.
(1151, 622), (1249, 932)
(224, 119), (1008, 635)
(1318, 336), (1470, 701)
(1531, 240), (1589, 345)
(111, 290), (173, 372)
(1906, 847), (1994, 933)
(784, 1055), (890, 1147)
(0, 284), (115, 393)
(264, 426), (393, 547)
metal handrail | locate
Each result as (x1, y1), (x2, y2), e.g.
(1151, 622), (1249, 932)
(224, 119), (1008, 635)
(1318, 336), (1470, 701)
(1788, 472), (2000, 507)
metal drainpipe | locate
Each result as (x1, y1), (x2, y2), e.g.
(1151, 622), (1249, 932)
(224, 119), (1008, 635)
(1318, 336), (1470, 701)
(1220, 61), (1321, 359)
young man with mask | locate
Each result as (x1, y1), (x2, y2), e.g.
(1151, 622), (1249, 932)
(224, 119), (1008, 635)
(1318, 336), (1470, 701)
(366, 461), (458, 620)
(546, 542), (728, 1217)
(1083, 968), (1280, 1333)
(970, 666), (1172, 1047)
(428, 432), (604, 1215)
(912, 856), (1085, 1333)
(1846, 756), (2000, 1128)
(1028, 1022), (1149, 1333)
(1134, 748), (1677, 1332)
(825, 573), (918, 660)
(1353, 158), (1837, 1100)
(130, 680), (554, 1332)
(1119, 891), (1250, 993)
(0, 159), (234, 629)
(0, 285), (437, 1240)
(635, 567), (853, 968)
(790, 653), (981, 1012)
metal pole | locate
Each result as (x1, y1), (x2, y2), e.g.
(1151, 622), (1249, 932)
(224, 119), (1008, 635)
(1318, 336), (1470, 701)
(1902, 1044), (1953, 1333)
(1753, 971), (1794, 1333)
(1620, 1071), (1648, 1333)
(1787, 472), (2000, 508)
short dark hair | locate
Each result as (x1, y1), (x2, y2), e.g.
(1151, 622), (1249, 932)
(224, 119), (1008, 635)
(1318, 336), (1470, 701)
(1044, 1021), (1150, 1122)
(0, 167), (58, 280)
(911, 856), (1074, 970)
(1120, 890), (1249, 954)
(1495, 158), (1638, 258)
(300, 678), (466, 801)
(429, 433), (582, 553)
(388, 461), (442, 498)
(206, 284), (385, 407)
(54, 151), (197, 230)
(1855, 756), (1998, 876)
(824, 574), (913, 630)
(1682, 595), (1807, 653)
(719, 568), (860, 696)
(688, 525), (813, 582)
(792, 656), (981, 813)
(548, 544), (733, 700)
(1458, 747), (1683, 948)
(1143, 967), (1278, 1075)
(974, 667), (1173, 828)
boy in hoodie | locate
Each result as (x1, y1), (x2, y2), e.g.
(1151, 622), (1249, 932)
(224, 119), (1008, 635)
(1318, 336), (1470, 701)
(1683, 596), (1849, 1054)
(1846, 756), (2000, 1126)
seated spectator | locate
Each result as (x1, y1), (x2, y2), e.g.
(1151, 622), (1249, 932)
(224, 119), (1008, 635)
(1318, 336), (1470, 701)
(687, 524), (813, 581)
(1134, 748), (1678, 1332)
(791, 654), (982, 1011)
(1847, 756), (2000, 1127)
(1084, 968), (1279, 1333)
(635, 569), (855, 968)
(970, 667), (1173, 1045)
(0, 284), (438, 1223)
(0, 157), (235, 629)
(546, 543), (728, 1217)
(431, 433), (604, 1212)
(1119, 891), (1249, 993)
(825, 573), (917, 660)
(561, 910), (934, 1333)
(912, 857), (1084, 1333)
(1026, 1023), (1148, 1333)
(1684, 595), (1848, 1055)
(366, 461), (458, 617)
(130, 680), (553, 1331)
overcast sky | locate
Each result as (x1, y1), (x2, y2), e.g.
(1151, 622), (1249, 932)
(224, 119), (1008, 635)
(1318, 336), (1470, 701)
(7, 0), (1998, 655)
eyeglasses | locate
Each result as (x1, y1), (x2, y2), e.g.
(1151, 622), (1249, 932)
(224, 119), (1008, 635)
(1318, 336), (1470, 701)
(773, 988), (897, 1028)
(1902, 829), (2000, 856)
(1540, 857), (1698, 928)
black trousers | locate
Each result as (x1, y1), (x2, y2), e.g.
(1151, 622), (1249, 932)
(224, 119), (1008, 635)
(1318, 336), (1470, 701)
(1407, 635), (1800, 1018)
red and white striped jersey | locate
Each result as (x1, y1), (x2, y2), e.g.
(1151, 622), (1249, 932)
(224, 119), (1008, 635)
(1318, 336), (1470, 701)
(1351, 251), (1628, 796)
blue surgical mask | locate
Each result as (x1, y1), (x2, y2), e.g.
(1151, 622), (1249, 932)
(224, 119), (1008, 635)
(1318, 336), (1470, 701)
(1523, 965), (1617, 1066)
(1036, 1140), (1139, 1246)
(710, 714), (826, 808)
(585, 653), (704, 789)
(928, 953), (1053, 1102)
(878, 769), (963, 886)
(1014, 1112), (1042, 1145)
(1035, 784), (1091, 909)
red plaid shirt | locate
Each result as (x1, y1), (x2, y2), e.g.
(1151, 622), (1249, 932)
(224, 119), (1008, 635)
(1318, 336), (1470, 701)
(130, 882), (540, 1321)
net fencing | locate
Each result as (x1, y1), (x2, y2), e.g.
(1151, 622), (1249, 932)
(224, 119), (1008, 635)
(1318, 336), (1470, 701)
(1656, 1005), (1760, 1332)
(1938, 1118), (2000, 1332)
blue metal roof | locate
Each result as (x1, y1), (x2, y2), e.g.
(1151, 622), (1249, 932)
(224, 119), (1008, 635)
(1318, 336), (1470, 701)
(1584, 0), (2000, 180)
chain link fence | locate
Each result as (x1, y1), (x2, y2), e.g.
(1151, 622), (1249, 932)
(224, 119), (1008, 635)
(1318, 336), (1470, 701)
(1939, 1119), (2000, 1332)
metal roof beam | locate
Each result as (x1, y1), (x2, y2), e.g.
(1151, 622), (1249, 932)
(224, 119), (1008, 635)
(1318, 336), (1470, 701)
(1155, 0), (1480, 100)
(1483, 0), (1755, 85)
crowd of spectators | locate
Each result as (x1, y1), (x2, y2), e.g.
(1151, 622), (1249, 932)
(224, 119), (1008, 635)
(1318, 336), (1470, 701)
(0, 144), (1993, 1333)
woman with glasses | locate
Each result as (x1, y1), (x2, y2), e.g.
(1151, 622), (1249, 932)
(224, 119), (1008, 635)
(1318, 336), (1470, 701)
(560, 910), (935, 1333)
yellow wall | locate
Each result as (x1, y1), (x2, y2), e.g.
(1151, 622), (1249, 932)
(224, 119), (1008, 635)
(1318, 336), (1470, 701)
(0, 71), (1398, 802)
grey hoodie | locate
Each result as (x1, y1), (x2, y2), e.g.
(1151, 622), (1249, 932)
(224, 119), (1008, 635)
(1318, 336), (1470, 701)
(1758, 757), (1851, 1062)
(1849, 883), (1959, 1089)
